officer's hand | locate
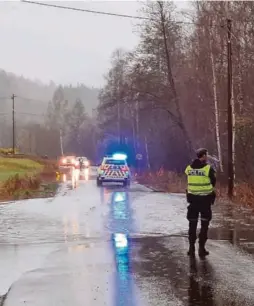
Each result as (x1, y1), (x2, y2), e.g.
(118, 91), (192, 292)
(186, 192), (191, 204)
(211, 190), (216, 205)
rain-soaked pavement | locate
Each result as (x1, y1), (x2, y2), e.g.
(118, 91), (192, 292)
(1, 167), (254, 305)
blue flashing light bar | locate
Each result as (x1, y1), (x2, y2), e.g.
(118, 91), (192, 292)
(112, 153), (127, 160)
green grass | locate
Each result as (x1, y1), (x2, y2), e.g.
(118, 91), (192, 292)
(0, 158), (43, 182)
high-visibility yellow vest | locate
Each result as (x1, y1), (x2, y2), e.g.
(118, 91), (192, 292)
(56, 172), (60, 181)
(185, 164), (213, 195)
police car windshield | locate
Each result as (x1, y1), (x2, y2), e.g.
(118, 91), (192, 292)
(104, 159), (125, 165)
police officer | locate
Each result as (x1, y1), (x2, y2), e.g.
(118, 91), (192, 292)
(185, 148), (216, 257)
(79, 157), (84, 170)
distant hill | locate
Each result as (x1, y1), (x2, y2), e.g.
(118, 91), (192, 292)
(0, 69), (100, 123)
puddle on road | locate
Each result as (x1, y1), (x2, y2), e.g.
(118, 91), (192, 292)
(131, 235), (254, 306)
(209, 201), (254, 255)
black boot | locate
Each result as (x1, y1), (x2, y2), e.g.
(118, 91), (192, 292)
(199, 220), (210, 257)
(188, 220), (198, 256)
(198, 244), (209, 257)
(187, 244), (195, 256)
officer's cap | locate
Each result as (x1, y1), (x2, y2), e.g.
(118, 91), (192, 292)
(196, 148), (208, 158)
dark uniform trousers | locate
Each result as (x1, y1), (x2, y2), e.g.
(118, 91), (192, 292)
(187, 195), (212, 246)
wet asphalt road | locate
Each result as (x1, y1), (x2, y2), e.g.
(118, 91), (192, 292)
(1, 168), (254, 305)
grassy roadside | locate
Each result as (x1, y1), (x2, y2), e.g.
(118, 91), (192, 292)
(0, 157), (43, 181)
(0, 156), (59, 202)
(136, 170), (254, 207)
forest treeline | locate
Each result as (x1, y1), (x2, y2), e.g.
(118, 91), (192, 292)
(98, 1), (254, 182)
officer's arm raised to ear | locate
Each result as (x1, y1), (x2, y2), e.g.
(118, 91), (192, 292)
(208, 166), (216, 187)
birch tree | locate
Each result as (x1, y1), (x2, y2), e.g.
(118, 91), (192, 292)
(209, 19), (223, 172)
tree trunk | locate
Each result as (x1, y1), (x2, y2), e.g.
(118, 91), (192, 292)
(226, 1), (236, 193)
(158, 1), (193, 156)
(135, 100), (140, 153)
(145, 135), (151, 170)
(209, 24), (223, 172)
(232, 78), (236, 193)
(237, 46), (244, 114)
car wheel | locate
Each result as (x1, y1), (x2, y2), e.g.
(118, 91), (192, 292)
(124, 179), (130, 187)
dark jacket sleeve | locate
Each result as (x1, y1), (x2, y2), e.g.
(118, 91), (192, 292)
(209, 166), (216, 187)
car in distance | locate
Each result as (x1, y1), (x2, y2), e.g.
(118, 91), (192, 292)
(58, 155), (78, 173)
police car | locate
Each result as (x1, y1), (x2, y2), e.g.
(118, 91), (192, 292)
(96, 153), (130, 187)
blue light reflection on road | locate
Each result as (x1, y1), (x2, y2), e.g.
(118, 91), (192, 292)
(110, 191), (137, 306)
(109, 191), (134, 234)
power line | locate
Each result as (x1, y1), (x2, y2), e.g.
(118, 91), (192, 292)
(21, 0), (150, 20)
(0, 110), (45, 117)
(15, 111), (45, 117)
(16, 95), (49, 104)
(0, 95), (49, 103)
(11, 1), (254, 30)
(20, 0), (222, 27)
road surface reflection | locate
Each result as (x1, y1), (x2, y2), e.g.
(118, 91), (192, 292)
(188, 257), (215, 306)
(79, 168), (89, 181)
(109, 191), (137, 306)
(59, 168), (90, 188)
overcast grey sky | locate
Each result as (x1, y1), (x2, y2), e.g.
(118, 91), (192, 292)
(0, 1), (187, 88)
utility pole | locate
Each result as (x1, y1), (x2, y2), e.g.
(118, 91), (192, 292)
(12, 94), (16, 154)
(59, 128), (64, 156)
(117, 99), (121, 145)
(136, 100), (139, 150)
(136, 100), (142, 174)
(29, 131), (32, 154)
(227, 19), (234, 199)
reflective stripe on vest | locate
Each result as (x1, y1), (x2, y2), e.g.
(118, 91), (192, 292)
(185, 164), (213, 195)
